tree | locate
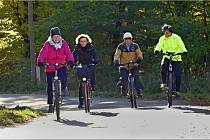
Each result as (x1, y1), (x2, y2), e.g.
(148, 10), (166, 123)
(28, 0), (36, 84)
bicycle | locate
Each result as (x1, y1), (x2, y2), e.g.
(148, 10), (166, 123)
(44, 63), (66, 121)
(161, 52), (183, 108)
(74, 64), (94, 113)
(119, 61), (139, 108)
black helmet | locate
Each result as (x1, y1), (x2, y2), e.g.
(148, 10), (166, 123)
(50, 27), (61, 36)
(161, 24), (172, 32)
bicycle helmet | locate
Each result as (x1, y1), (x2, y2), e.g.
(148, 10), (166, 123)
(50, 27), (61, 36)
(161, 24), (172, 32)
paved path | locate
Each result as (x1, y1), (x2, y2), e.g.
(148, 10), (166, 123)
(0, 94), (210, 139)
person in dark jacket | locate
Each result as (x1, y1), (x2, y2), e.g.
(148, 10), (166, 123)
(73, 34), (100, 108)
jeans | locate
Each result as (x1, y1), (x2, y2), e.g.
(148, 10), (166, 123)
(161, 59), (181, 91)
(119, 67), (143, 94)
(46, 67), (67, 104)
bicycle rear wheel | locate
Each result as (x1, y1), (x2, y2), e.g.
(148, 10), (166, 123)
(167, 73), (173, 108)
(54, 80), (61, 121)
(129, 78), (137, 108)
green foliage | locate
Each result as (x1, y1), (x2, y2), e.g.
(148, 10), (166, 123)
(0, 1), (210, 104)
(0, 105), (44, 126)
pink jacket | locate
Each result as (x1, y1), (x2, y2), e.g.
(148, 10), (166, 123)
(37, 39), (74, 72)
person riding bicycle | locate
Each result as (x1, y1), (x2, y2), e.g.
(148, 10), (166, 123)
(154, 24), (187, 96)
(72, 34), (100, 108)
(113, 32), (144, 97)
(37, 27), (74, 113)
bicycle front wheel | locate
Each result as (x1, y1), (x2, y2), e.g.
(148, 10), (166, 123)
(54, 80), (61, 121)
(82, 82), (89, 113)
(129, 78), (137, 108)
(167, 73), (173, 108)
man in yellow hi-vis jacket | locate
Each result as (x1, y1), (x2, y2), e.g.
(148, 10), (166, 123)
(113, 32), (144, 97)
(154, 24), (187, 95)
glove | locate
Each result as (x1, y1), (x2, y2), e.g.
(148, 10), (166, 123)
(154, 51), (160, 57)
(113, 60), (120, 66)
(183, 52), (188, 57)
(38, 62), (44, 67)
(92, 59), (99, 65)
(154, 51), (159, 55)
(66, 60), (74, 67)
(136, 58), (142, 64)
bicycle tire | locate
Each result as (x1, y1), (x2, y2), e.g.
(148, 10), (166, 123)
(128, 78), (134, 108)
(87, 81), (92, 112)
(167, 73), (173, 108)
(82, 82), (88, 113)
(54, 80), (61, 121)
(131, 78), (137, 108)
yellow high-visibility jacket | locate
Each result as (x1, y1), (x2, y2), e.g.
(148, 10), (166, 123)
(154, 33), (187, 62)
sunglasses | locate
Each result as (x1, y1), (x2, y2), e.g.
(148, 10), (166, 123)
(124, 37), (132, 40)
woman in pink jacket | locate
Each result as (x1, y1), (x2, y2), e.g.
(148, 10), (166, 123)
(37, 27), (74, 113)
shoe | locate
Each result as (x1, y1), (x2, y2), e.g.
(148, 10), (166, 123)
(160, 83), (167, 90)
(62, 87), (68, 97)
(121, 91), (128, 96)
(116, 80), (122, 87)
(137, 89), (143, 98)
(78, 104), (84, 109)
(48, 104), (53, 113)
(91, 85), (96, 91)
(172, 91), (181, 97)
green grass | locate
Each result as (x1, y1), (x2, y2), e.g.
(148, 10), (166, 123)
(0, 106), (45, 127)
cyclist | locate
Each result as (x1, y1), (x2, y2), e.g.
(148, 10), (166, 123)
(154, 24), (187, 95)
(37, 27), (74, 113)
(73, 34), (100, 108)
(113, 32), (144, 97)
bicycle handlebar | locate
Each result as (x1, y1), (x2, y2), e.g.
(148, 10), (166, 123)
(161, 52), (183, 56)
(119, 61), (139, 68)
(44, 63), (67, 68)
(73, 64), (95, 69)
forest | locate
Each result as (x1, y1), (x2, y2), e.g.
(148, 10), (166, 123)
(0, 0), (209, 102)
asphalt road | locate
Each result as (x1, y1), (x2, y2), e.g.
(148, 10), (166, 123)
(0, 94), (210, 139)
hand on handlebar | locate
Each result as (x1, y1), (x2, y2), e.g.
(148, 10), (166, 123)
(37, 62), (44, 67)
(113, 60), (120, 66)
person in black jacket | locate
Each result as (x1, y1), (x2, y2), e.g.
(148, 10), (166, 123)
(73, 34), (100, 108)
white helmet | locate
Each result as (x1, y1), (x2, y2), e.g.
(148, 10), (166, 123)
(123, 32), (132, 39)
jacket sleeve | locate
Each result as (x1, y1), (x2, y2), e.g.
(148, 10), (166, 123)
(113, 45), (121, 62)
(177, 36), (187, 53)
(72, 46), (79, 63)
(136, 44), (143, 60)
(154, 37), (163, 53)
(63, 40), (74, 63)
(37, 43), (47, 63)
(92, 47), (100, 64)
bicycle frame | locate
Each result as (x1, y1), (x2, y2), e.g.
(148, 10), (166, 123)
(74, 64), (94, 113)
(45, 63), (66, 121)
(162, 52), (182, 108)
(119, 61), (138, 108)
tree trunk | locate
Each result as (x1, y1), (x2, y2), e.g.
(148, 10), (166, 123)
(28, 0), (37, 85)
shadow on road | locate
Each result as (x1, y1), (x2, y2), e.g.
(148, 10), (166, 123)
(56, 119), (94, 127)
(174, 106), (210, 115)
(136, 106), (165, 110)
(90, 111), (119, 117)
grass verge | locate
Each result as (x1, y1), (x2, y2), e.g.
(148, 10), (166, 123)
(0, 105), (45, 127)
